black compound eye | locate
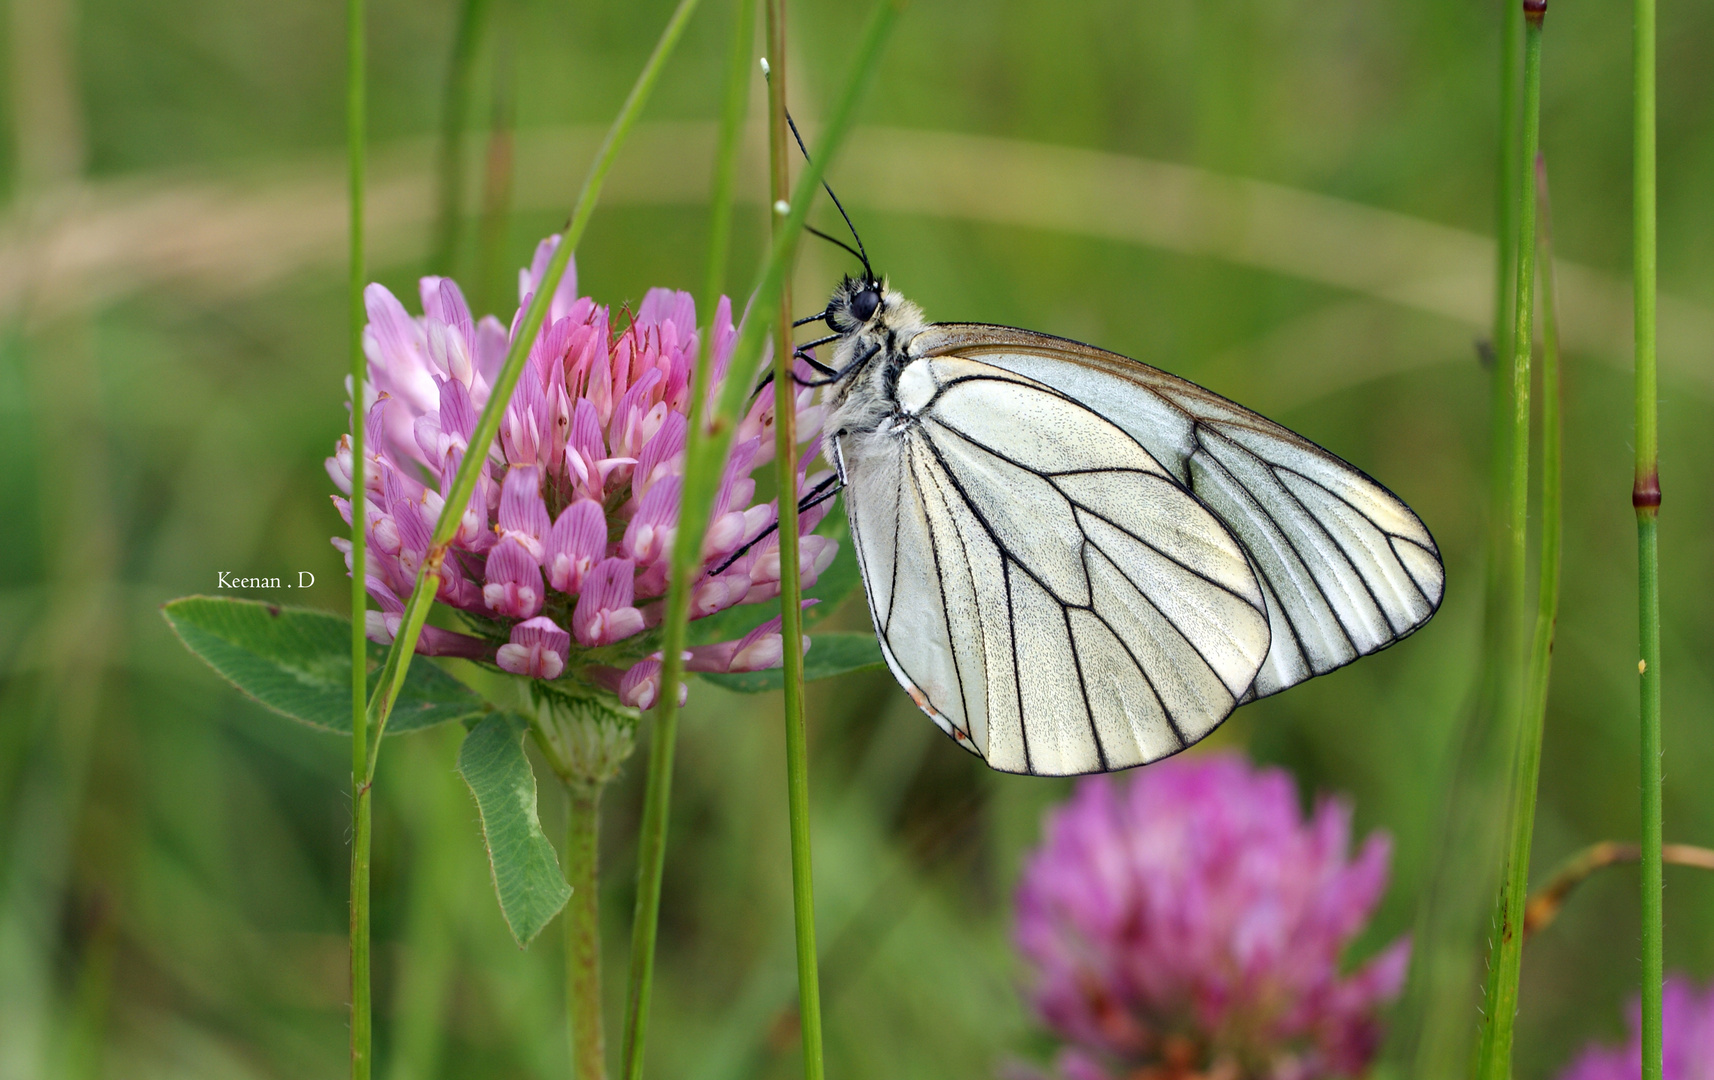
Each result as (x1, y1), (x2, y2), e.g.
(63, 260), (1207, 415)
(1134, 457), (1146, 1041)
(849, 286), (880, 323)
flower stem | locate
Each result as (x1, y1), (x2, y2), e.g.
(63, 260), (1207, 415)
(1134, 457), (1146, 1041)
(565, 781), (606, 1080)
(764, 1), (826, 1076)
(1472, 5), (1545, 1077)
(618, 0), (752, 1073)
(345, 0), (370, 1071)
(1632, 0), (1662, 1057)
(363, 0), (703, 768)
(429, 0), (492, 277)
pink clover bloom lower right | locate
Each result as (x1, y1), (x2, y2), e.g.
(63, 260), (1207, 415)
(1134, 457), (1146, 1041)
(1011, 752), (1408, 1080)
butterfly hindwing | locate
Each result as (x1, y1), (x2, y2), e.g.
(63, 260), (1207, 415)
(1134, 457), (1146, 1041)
(835, 355), (1272, 775)
(912, 324), (1445, 699)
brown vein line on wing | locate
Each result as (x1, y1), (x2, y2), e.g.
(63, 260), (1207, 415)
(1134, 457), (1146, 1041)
(1271, 461), (1439, 612)
(908, 437), (976, 740)
(1186, 434), (1338, 664)
(915, 421), (1189, 752)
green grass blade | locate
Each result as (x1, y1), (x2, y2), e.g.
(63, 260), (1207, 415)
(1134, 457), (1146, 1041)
(344, 0), (371, 1070)
(619, 4), (901, 1078)
(763, 1), (825, 1068)
(361, 0), (705, 775)
(618, 0), (752, 1071)
(1472, 5), (1545, 1077)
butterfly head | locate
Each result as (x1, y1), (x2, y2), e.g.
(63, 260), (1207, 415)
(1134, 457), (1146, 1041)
(823, 275), (926, 348)
(824, 274), (885, 334)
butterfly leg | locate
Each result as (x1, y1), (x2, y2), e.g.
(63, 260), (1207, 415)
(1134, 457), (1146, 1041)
(708, 473), (846, 576)
(796, 341), (882, 388)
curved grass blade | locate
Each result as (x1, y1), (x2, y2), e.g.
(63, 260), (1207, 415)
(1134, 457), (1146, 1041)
(616, 0), (758, 1072)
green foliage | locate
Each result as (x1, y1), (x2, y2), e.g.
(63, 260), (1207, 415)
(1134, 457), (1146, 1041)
(161, 596), (487, 735)
(455, 712), (572, 948)
(702, 632), (886, 693)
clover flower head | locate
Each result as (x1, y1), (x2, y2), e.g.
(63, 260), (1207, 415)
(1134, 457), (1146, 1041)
(1013, 752), (1409, 1080)
(328, 235), (833, 701)
(1559, 976), (1714, 1080)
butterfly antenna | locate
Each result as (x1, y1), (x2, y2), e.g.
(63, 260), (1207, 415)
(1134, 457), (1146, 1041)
(805, 224), (867, 267)
(784, 109), (873, 281)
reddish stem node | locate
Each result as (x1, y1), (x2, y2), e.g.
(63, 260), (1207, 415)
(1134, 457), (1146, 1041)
(1633, 471), (1662, 510)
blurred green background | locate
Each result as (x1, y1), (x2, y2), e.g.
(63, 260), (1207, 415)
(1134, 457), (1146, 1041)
(2, 0), (1712, 1076)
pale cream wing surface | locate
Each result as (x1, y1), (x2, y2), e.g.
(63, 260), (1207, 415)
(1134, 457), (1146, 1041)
(836, 355), (1272, 776)
(914, 324), (1445, 699)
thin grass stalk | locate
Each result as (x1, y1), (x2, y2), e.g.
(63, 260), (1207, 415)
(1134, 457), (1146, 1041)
(617, 0), (753, 1073)
(621, 4), (899, 1075)
(344, 0), (371, 1072)
(430, 0), (492, 276)
(1632, 0), (1662, 1059)
(763, 1), (826, 1076)
(362, 0), (704, 766)
(1509, 146), (1566, 945)
(1478, 0), (1528, 716)
(1494, 0), (1524, 368)
(565, 782), (605, 1080)
(1397, 1), (1531, 1068)
(1472, 5), (1545, 1077)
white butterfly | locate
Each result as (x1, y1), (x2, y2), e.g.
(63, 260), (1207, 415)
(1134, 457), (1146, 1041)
(809, 274), (1444, 776)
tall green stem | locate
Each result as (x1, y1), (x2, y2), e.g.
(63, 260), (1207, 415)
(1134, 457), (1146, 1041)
(1396, 2), (1530, 1069)
(1632, 0), (1662, 1062)
(1534, 156), (1562, 719)
(618, 0), (752, 1074)
(362, 0), (703, 769)
(566, 782), (606, 1080)
(763, 1), (826, 1076)
(619, 3), (898, 1075)
(1472, 5), (1545, 1077)
(345, 0), (370, 1073)
(1494, 0), (1524, 369)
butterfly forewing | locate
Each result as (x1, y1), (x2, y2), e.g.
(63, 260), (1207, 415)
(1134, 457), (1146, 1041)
(835, 354), (1272, 775)
(912, 324), (1445, 701)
